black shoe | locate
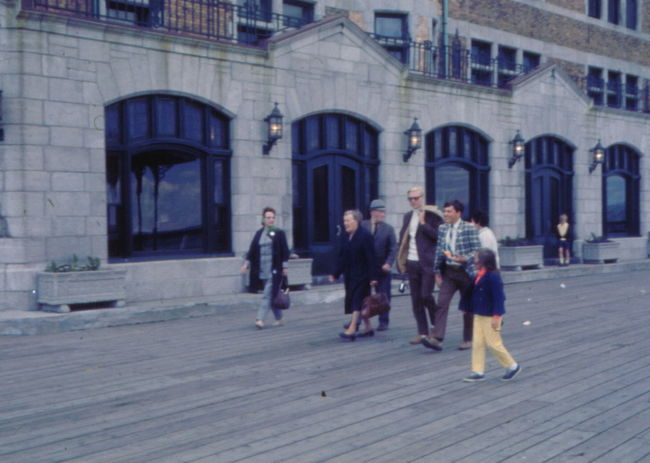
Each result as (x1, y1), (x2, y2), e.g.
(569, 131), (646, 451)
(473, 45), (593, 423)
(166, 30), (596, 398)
(339, 332), (356, 341)
(501, 365), (521, 381)
(358, 329), (374, 338)
(421, 336), (443, 351)
(377, 323), (389, 331)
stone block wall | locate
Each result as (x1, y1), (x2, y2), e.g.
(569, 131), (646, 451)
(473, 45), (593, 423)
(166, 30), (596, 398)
(0, 4), (648, 310)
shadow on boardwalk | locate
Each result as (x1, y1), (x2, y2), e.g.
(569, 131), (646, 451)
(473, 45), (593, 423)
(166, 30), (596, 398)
(1, 270), (649, 462)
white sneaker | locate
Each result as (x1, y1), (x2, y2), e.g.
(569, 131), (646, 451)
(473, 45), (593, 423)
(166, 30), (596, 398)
(255, 320), (264, 329)
(272, 319), (284, 327)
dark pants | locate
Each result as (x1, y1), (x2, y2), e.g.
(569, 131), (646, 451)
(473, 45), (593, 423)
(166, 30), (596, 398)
(433, 265), (473, 342)
(376, 271), (392, 325)
(406, 260), (436, 336)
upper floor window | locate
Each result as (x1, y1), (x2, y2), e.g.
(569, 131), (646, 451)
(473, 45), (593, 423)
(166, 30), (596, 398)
(374, 12), (409, 63)
(607, 71), (621, 107)
(588, 0), (602, 18)
(283, 1), (314, 27)
(471, 40), (492, 86)
(239, 0), (272, 21)
(626, 0), (637, 29)
(375, 12), (408, 38)
(523, 51), (541, 73)
(497, 46), (517, 87)
(588, 0), (636, 29)
(608, 0), (620, 24)
(624, 75), (639, 110)
(587, 66), (604, 105)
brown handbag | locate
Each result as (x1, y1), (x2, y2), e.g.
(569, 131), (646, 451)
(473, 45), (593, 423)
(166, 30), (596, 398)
(361, 286), (390, 319)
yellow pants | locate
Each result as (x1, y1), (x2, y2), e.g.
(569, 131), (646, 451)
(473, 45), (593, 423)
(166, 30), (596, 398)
(471, 315), (515, 373)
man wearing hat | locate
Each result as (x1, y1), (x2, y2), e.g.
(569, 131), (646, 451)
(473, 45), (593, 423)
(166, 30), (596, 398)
(361, 199), (397, 330)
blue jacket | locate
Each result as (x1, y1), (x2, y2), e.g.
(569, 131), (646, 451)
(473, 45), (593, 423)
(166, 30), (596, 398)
(461, 271), (506, 317)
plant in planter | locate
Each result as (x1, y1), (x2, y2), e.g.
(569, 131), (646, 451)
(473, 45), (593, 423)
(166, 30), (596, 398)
(582, 233), (620, 264)
(37, 255), (127, 313)
(498, 237), (544, 271)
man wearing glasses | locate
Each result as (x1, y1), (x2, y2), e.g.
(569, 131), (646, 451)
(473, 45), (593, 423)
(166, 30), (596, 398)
(396, 186), (444, 346)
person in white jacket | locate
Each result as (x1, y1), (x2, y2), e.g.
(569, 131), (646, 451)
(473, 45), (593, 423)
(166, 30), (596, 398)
(470, 210), (499, 269)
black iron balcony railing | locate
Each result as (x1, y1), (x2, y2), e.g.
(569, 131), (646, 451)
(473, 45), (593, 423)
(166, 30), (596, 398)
(24, 0), (312, 45)
(370, 34), (529, 89)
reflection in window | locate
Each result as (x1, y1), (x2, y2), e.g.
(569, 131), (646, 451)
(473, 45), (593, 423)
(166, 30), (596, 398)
(605, 175), (625, 223)
(435, 165), (469, 212)
(603, 144), (640, 236)
(131, 152), (201, 252)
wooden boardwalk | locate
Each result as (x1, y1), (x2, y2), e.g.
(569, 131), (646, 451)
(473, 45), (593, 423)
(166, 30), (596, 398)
(1, 269), (649, 463)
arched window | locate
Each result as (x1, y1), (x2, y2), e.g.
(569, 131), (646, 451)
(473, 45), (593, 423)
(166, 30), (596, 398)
(602, 144), (640, 237)
(105, 95), (231, 259)
(425, 125), (490, 218)
(292, 113), (379, 274)
(525, 136), (574, 257)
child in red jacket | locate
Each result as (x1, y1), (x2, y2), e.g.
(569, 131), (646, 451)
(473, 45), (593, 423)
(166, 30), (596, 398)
(462, 248), (521, 382)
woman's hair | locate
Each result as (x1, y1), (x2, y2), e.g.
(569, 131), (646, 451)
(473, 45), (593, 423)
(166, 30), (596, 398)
(476, 248), (498, 272)
(343, 209), (363, 224)
(470, 210), (489, 227)
(262, 207), (276, 217)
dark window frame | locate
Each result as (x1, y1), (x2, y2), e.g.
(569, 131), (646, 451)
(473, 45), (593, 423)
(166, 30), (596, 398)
(283, 0), (314, 27)
(374, 11), (410, 64)
(105, 95), (232, 260)
(602, 144), (640, 237)
(588, 0), (602, 18)
(424, 125), (490, 219)
(291, 113), (380, 258)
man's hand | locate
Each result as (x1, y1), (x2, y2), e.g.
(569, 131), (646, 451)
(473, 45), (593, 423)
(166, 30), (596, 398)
(452, 255), (467, 264)
(381, 263), (392, 273)
(491, 317), (500, 330)
(328, 275), (336, 283)
(435, 274), (442, 288)
(282, 268), (288, 276)
(240, 263), (248, 274)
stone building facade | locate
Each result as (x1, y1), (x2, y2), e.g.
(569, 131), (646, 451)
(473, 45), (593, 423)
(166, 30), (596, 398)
(0, 0), (648, 310)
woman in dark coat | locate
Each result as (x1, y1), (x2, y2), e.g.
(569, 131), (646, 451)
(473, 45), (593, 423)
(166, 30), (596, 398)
(241, 207), (290, 329)
(329, 210), (378, 341)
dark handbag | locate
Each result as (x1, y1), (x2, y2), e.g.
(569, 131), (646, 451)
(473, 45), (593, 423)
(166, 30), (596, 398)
(361, 286), (390, 319)
(272, 277), (291, 310)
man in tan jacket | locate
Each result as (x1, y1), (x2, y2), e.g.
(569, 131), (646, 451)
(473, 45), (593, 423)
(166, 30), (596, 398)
(397, 186), (444, 345)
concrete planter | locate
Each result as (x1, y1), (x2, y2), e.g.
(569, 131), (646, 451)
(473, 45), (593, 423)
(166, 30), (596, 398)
(287, 258), (313, 288)
(499, 245), (544, 271)
(37, 269), (127, 312)
(583, 241), (620, 264)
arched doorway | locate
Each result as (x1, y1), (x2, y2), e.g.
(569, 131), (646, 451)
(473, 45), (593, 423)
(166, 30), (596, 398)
(105, 94), (232, 259)
(425, 125), (490, 218)
(525, 136), (574, 258)
(292, 113), (380, 274)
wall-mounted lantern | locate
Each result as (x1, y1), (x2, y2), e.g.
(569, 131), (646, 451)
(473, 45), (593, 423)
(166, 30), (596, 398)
(263, 102), (283, 155)
(403, 118), (422, 162)
(508, 130), (525, 168)
(589, 139), (605, 173)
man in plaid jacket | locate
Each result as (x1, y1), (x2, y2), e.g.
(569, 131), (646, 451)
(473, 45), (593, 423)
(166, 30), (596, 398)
(422, 199), (481, 352)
